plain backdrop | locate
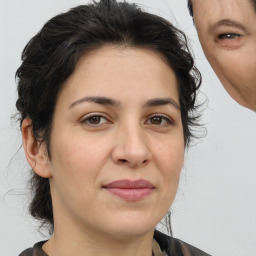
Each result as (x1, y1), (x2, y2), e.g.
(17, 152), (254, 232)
(0, 0), (255, 255)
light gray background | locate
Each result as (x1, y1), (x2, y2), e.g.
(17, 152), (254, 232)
(0, 0), (255, 255)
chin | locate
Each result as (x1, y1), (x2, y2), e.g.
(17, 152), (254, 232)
(109, 226), (155, 241)
(112, 214), (161, 239)
(103, 214), (158, 239)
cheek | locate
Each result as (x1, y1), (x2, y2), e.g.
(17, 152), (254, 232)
(154, 140), (184, 214)
(164, 148), (184, 185)
(216, 51), (256, 85)
(155, 138), (184, 183)
(49, 134), (109, 209)
(201, 40), (219, 63)
(203, 46), (241, 85)
(49, 131), (110, 195)
(203, 40), (256, 84)
(239, 46), (256, 83)
(52, 130), (109, 166)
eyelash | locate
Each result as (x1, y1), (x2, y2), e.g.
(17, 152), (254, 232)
(80, 113), (111, 126)
(218, 33), (241, 40)
(145, 114), (174, 127)
(80, 113), (174, 127)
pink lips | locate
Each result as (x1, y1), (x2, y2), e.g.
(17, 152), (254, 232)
(103, 179), (155, 201)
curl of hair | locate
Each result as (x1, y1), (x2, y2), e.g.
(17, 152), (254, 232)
(16, 0), (202, 231)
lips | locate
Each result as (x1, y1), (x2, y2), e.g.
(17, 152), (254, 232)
(103, 179), (155, 201)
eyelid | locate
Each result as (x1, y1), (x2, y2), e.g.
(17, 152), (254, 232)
(215, 31), (244, 48)
(218, 33), (241, 40)
(80, 112), (112, 126)
(145, 113), (174, 125)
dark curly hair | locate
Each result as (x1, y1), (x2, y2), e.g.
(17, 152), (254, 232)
(187, 0), (256, 17)
(16, 0), (201, 230)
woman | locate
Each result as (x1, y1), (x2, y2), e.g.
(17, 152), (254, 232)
(17, 0), (209, 255)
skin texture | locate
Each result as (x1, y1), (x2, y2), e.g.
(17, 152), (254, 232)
(192, 0), (256, 110)
(22, 46), (184, 256)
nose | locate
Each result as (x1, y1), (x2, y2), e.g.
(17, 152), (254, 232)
(111, 124), (152, 168)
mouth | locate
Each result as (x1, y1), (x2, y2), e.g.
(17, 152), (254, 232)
(102, 179), (155, 201)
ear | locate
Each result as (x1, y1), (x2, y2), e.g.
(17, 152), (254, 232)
(22, 118), (52, 178)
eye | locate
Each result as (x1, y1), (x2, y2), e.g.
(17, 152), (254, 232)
(81, 114), (110, 126)
(218, 33), (241, 40)
(145, 114), (173, 126)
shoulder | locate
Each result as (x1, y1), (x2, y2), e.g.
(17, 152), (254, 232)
(154, 230), (211, 256)
(18, 241), (48, 256)
(18, 248), (33, 256)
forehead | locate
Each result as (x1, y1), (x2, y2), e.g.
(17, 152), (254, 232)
(58, 46), (179, 106)
(193, 0), (254, 17)
(193, 0), (256, 30)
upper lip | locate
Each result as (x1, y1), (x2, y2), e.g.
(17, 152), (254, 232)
(103, 179), (154, 189)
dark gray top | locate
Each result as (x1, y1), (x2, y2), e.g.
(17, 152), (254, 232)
(19, 230), (211, 256)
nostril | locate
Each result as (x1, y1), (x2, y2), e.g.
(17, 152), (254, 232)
(118, 159), (148, 166)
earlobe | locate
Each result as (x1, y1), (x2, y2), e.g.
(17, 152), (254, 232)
(22, 118), (52, 178)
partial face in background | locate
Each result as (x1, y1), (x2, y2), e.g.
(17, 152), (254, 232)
(41, 46), (184, 239)
(192, 0), (256, 110)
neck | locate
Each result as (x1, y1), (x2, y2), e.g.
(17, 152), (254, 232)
(43, 226), (155, 256)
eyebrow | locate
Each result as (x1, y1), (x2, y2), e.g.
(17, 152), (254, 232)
(213, 19), (247, 32)
(69, 96), (120, 109)
(144, 98), (180, 110)
(69, 96), (180, 111)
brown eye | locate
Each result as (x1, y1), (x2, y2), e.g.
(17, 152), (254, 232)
(88, 116), (101, 124)
(150, 116), (163, 125)
(81, 114), (109, 126)
(146, 115), (173, 126)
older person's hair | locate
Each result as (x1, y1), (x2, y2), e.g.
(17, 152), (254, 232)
(16, 0), (201, 231)
(187, 0), (193, 16)
(187, 0), (256, 17)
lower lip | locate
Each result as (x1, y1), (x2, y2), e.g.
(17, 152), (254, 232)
(104, 188), (154, 201)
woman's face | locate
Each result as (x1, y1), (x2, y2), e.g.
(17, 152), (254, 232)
(193, 0), (256, 110)
(42, 46), (184, 239)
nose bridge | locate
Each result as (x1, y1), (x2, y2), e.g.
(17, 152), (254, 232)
(124, 122), (147, 153)
(112, 121), (151, 167)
